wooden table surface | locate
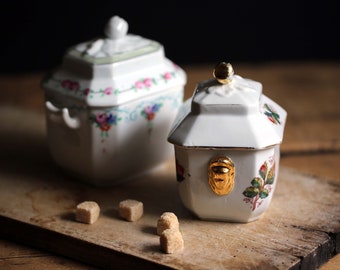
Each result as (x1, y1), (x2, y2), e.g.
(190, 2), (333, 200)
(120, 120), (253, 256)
(0, 61), (339, 269)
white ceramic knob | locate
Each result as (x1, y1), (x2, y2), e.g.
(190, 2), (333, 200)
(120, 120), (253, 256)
(104, 16), (128, 40)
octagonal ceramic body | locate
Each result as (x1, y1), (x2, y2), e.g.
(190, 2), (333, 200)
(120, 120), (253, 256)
(42, 16), (186, 186)
(173, 144), (279, 222)
(168, 67), (286, 222)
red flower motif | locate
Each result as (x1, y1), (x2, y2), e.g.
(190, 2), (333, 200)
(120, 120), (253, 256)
(61, 79), (71, 89)
(267, 116), (276, 124)
(100, 122), (111, 132)
(176, 162), (184, 176)
(83, 88), (90, 96)
(70, 81), (79, 90)
(175, 160), (185, 182)
(260, 164), (266, 173)
(147, 112), (155, 121)
(61, 79), (79, 91)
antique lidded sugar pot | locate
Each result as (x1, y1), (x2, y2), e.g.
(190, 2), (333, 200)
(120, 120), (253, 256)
(42, 16), (186, 186)
(168, 62), (286, 222)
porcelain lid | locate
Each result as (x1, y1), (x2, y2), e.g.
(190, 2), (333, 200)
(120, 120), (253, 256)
(67, 16), (161, 64)
(168, 63), (287, 149)
(42, 16), (186, 107)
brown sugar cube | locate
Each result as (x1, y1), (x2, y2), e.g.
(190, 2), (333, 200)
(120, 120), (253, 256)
(157, 212), (179, 235)
(118, 199), (143, 222)
(160, 228), (184, 254)
(75, 201), (100, 224)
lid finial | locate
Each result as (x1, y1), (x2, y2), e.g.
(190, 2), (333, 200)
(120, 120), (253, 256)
(104, 16), (128, 40)
(213, 62), (234, 84)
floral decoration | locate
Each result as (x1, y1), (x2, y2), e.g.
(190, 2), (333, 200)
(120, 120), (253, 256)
(175, 160), (185, 182)
(55, 68), (178, 98)
(263, 103), (281, 125)
(242, 156), (276, 211)
(81, 92), (180, 155)
(61, 79), (80, 91)
(141, 103), (163, 135)
(162, 72), (172, 81)
(133, 77), (157, 91)
(89, 112), (121, 138)
(83, 88), (90, 96)
(141, 103), (162, 121)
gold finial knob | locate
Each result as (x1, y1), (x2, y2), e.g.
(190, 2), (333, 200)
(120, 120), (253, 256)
(213, 62), (234, 84)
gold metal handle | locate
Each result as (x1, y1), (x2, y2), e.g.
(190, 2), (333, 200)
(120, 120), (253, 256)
(208, 156), (235, 195)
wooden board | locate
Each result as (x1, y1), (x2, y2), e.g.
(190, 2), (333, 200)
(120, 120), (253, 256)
(0, 159), (339, 269)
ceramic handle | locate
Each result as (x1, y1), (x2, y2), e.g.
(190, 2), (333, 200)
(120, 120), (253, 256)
(45, 101), (81, 129)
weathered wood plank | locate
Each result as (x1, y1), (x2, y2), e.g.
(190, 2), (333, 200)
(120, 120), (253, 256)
(0, 239), (97, 270)
(320, 253), (340, 270)
(0, 161), (339, 269)
(281, 153), (340, 185)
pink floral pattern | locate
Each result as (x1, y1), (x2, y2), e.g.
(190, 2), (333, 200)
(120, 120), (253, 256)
(57, 69), (178, 98)
(134, 77), (157, 90)
(61, 80), (80, 91)
(103, 87), (113, 95)
(163, 72), (172, 81)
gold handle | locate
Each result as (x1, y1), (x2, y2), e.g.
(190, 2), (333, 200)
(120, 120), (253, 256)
(208, 156), (235, 195)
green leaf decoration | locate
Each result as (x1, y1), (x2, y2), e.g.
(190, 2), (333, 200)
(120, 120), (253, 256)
(89, 114), (95, 122)
(264, 104), (281, 124)
(242, 158), (276, 211)
(266, 176), (275, 185)
(251, 177), (262, 188)
(259, 189), (269, 199)
(266, 164), (275, 184)
(259, 162), (268, 180)
(243, 187), (259, 198)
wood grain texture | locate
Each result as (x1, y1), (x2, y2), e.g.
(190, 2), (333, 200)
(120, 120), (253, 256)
(319, 253), (340, 270)
(0, 239), (97, 270)
(0, 157), (339, 269)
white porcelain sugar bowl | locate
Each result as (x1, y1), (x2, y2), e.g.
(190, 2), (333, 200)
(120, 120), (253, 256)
(168, 62), (286, 222)
(42, 16), (186, 186)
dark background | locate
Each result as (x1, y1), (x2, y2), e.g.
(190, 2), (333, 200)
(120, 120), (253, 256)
(1, 1), (339, 73)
